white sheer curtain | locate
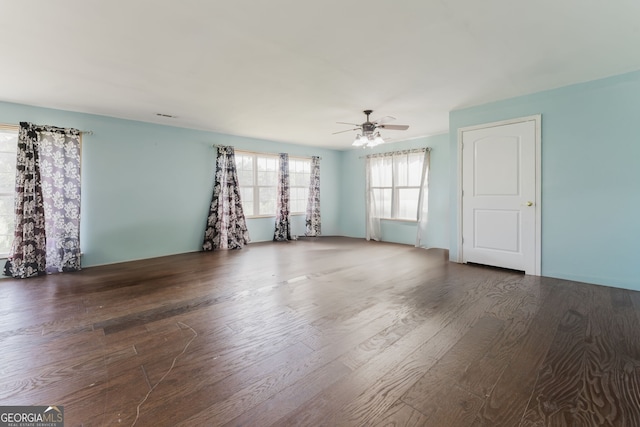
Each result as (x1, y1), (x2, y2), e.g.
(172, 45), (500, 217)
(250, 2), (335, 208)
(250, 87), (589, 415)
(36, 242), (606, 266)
(415, 149), (431, 248)
(365, 155), (392, 241)
(365, 148), (430, 245)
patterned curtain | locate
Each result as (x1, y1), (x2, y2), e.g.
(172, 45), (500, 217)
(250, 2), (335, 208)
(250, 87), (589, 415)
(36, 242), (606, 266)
(202, 146), (250, 250)
(4, 122), (82, 278)
(273, 153), (291, 241)
(305, 156), (321, 236)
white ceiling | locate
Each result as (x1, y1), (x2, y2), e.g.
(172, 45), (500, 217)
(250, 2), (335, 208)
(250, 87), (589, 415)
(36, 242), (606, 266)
(1, 1), (640, 150)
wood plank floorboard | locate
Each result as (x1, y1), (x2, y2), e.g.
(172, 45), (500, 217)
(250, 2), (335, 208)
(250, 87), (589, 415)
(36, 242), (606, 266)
(1, 237), (639, 426)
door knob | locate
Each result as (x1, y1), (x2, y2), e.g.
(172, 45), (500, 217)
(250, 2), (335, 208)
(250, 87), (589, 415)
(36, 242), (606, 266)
(526, 201), (533, 206)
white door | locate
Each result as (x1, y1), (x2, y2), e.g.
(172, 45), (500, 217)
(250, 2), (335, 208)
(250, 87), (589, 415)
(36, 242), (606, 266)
(461, 118), (539, 274)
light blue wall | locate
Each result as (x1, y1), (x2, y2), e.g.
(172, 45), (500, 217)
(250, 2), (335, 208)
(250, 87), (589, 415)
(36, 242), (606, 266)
(6, 67), (639, 291)
(338, 133), (450, 249)
(449, 70), (640, 290)
(0, 101), (341, 267)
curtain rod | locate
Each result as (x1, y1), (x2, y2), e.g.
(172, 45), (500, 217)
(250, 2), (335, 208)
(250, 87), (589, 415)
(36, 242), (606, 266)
(1, 123), (94, 135)
(212, 144), (321, 160)
(359, 147), (430, 159)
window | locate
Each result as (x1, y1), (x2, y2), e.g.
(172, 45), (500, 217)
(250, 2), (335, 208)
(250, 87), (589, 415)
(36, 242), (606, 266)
(0, 125), (18, 257)
(236, 151), (311, 217)
(368, 151), (425, 221)
(288, 157), (311, 213)
(236, 152), (278, 217)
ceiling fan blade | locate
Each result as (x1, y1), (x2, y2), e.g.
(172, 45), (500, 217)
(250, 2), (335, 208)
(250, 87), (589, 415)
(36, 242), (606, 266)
(332, 128), (360, 135)
(379, 124), (409, 131)
(373, 115), (396, 125)
(336, 121), (361, 126)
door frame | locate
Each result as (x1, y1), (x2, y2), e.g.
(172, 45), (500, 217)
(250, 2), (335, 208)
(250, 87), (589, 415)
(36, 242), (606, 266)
(456, 115), (542, 275)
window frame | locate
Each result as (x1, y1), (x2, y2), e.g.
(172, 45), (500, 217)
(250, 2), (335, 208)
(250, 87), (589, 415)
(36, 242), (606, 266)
(236, 151), (279, 218)
(287, 157), (311, 215)
(368, 150), (426, 222)
(235, 150), (312, 218)
(0, 124), (19, 258)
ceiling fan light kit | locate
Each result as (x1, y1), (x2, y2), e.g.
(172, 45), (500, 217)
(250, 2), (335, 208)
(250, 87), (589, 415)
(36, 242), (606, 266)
(352, 132), (385, 147)
(334, 109), (410, 148)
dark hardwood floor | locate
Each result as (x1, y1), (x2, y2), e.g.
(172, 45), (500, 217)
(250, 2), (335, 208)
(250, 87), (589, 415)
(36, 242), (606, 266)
(1, 237), (640, 426)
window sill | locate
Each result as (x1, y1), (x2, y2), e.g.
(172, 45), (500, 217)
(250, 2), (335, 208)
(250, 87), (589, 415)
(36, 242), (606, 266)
(377, 218), (418, 224)
(245, 213), (306, 219)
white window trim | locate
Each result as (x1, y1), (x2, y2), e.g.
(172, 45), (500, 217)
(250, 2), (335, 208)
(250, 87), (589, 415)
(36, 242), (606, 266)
(368, 149), (425, 221)
(236, 150), (312, 218)
(0, 124), (19, 259)
(236, 151), (279, 218)
(287, 156), (312, 215)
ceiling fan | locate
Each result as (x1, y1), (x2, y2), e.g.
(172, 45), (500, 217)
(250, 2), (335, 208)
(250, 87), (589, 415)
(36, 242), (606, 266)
(333, 109), (409, 147)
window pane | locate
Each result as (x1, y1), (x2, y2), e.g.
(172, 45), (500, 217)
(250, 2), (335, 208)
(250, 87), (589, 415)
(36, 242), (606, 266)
(397, 188), (420, 220)
(289, 187), (298, 201)
(290, 188), (297, 211)
(259, 187), (277, 215)
(293, 172), (309, 187)
(237, 170), (253, 186)
(238, 187), (253, 215)
(235, 154), (254, 188)
(242, 155), (253, 170)
(257, 170), (276, 185)
(0, 128), (17, 256)
(291, 199), (303, 213)
(0, 131), (17, 152)
(239, 187), (253, 203)
(243, 200), (254, 216)
(258, 156), (277, 172)
(290, 172), (299, 187)
(0, 152), (15, 193)
(289, 159), (311, 188)
(256, 155), (278, 183)
(0, 233), (12, 256)
(0, 209), (12, 235)
(290, 187), (308, 213)
(0, 152), (15, 173)
(0, 174), (14, 194)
